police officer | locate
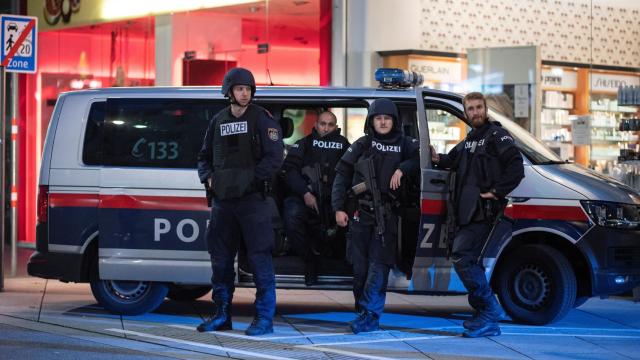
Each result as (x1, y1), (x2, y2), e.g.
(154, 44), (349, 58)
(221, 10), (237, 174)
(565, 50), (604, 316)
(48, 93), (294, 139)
(196, 67), (284, 336)
(282, 111), (350, 286)
(431, 92), (524, 338)
(332, 98), (419, 334)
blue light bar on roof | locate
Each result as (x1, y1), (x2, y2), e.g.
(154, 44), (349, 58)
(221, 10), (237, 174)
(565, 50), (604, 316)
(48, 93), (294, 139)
(375, 68), (424, 88)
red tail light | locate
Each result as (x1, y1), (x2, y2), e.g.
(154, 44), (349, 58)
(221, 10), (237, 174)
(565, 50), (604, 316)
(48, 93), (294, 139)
(37, 185), (49, 224)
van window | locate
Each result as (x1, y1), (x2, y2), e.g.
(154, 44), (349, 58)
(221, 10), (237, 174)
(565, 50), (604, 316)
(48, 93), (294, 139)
(489, 109), (564, 164)
(102, 99), (224, 168)
(426, 108), (469, 154)
(283, 106), (365, 145)
(83, 101), (106, 165)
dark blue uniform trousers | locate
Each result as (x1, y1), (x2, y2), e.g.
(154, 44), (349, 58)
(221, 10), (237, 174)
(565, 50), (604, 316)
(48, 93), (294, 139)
(451, 221), (494, 309)
(282, 196), (321, 257)
(349, 216), (396, 317)
(206, 193), (276, 320)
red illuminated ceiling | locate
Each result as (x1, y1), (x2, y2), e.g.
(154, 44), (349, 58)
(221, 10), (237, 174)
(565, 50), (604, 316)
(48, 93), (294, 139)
(53, 0), (320, 48)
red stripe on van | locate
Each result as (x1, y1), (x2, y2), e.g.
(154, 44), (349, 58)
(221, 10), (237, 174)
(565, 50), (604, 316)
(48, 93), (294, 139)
(99, 194), (208, 212)
(420, 199), (589, 222)
(504, 204), (589, 222)
(49, 193), (99, 208)
(421, 199), (445, 215)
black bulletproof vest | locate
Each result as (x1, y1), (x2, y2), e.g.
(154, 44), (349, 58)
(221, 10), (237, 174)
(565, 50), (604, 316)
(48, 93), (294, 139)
(354, 135), (404, 194)
(303, 129), (348, 185)
(453, 123), (504, 224)
(211, 105), (260, 199)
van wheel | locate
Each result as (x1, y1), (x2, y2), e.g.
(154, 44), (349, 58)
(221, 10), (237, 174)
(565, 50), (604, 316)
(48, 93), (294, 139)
(167, 285), (211, 302)
(90, 279), (168, 315)
(496, 244), (576, 325)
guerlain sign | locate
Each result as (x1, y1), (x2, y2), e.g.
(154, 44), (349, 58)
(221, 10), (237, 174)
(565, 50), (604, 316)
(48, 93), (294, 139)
(408, 59), (462, 83)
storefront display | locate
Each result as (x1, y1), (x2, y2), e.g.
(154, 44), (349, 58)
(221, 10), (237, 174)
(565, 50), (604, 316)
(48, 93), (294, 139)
(539, 66), (640, 173)
(612, 86), (640, 191)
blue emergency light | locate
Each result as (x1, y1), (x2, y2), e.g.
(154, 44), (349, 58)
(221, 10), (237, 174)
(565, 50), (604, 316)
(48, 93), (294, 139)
(375, 68), (424, 88)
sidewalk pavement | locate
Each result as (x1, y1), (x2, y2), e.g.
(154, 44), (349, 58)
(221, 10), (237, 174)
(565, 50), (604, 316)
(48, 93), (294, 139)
(2, 246), (640, 360)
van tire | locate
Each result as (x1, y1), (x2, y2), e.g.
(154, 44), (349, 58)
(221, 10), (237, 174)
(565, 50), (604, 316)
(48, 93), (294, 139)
(167, 285), (211, 302)
(90, 279), (169, 315)
(496, 244), (576, 325)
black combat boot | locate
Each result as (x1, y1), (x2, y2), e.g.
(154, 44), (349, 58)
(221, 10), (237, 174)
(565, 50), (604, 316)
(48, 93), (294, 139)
(462, 296), (485, 330)
(245, 316), (274, 336)
(350, 310), (380, 334)
(304, 253), (319, 286)
(197, 300), (232, 332)
(463, 296), (505, 337)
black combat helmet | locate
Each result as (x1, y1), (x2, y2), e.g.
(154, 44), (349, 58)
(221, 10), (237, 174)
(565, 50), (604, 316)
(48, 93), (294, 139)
(221, 67), (256, 97)
(365, 98), (401, 135)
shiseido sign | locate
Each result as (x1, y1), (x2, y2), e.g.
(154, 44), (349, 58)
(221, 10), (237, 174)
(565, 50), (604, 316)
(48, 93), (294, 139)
(591, 73), (640, 92)
(408, 59), (462, 83)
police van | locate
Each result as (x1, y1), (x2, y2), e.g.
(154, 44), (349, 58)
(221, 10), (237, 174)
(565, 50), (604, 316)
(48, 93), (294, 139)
(28, 70), (640, 325)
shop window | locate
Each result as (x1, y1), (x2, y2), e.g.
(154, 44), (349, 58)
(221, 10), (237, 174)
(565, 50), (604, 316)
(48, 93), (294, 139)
(100, 99), (224, 168)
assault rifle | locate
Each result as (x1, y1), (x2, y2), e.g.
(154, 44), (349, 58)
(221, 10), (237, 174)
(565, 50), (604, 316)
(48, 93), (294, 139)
(351, 158), (386, 243)
(444, 171), (457, 258)
(301, 163), (335, 241)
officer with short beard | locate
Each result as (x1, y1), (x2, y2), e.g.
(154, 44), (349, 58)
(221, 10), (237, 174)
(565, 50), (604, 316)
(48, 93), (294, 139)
(197, 67), (284, 336)
(332, 98), (419, 334)
(431, 92), (524, 338)
(282, 111), (350, 286)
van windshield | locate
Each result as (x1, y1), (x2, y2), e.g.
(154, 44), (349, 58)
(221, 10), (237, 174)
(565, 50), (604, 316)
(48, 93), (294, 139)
(488, 109), (564, 165)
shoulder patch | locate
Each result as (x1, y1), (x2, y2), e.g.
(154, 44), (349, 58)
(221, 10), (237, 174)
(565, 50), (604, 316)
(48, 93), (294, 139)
(268, 128), (279, 141)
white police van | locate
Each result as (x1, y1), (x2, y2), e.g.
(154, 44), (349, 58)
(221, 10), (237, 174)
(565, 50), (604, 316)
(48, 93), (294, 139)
(28, 69), (640, 325)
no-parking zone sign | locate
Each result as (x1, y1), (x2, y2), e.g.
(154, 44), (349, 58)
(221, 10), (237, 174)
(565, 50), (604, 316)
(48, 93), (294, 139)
(0, 14), (37, 73)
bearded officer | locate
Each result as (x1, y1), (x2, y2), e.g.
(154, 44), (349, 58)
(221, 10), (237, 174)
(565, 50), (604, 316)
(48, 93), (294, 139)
(282, 111), (350, 286)
(332, 98), (419, 333)
(431, 92), (524, 338)
(197, 67), (284, 336)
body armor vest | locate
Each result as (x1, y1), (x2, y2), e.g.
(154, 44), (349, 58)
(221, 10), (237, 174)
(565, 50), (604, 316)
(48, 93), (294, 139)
(354, 135), (405, 194)
(211, 105), (260, 200)
(453, 123), (504, 225)
(302, 130), (348, 186)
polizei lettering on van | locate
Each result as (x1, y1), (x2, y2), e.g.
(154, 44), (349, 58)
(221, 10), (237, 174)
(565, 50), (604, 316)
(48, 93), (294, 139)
(371, 140), (401, 152)
(312, 139), (343, 149)
(220, 121), (248, 136)
(154, 218), (210, 243)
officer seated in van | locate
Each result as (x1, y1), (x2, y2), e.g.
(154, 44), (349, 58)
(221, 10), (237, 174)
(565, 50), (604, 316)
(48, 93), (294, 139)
(282, 111), (350, 285)
(332, 98), (419, 334)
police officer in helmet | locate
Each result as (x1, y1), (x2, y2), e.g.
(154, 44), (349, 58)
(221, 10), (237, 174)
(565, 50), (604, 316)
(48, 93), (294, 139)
(283, 111), (350, 286)
(332, 98), (419, 334)
(431, 92), (524, 338)
(197, 67), (284, 336)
